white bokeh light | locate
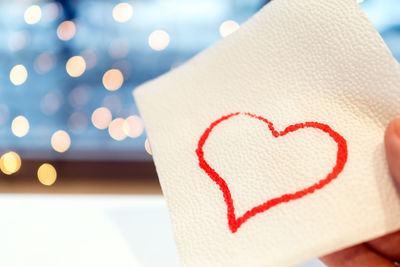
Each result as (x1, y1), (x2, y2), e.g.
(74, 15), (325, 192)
(11, 116), (29, 137)
(51, 130), (71, 153)
(108, 118), (127, 141)
(148, 30), (170, 51)
(112, 3), (133, 23)
(24, 5), (42, 25)
(10, 65), (28, 86)
(219, 20), (240, 38)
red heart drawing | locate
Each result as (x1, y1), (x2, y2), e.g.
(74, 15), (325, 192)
(196, 112), (348, 233)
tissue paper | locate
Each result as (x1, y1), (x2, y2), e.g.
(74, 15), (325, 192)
(134, 0), (400, 266)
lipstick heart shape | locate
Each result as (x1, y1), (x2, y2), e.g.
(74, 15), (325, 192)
(196, 112), (348, 233)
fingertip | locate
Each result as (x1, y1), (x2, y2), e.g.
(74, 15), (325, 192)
(384, 118), (400, 184)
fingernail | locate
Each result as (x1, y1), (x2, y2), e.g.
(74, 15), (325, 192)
(394, 118), (400, 138)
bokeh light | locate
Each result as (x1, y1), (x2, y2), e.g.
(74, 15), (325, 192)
(37, 163), (57, 186)
(24, 5), (42, 25)
(219, 20), (240, 37)
(11, 116), (30, 138)
(51, 130), (71, 153)
(42, 2), (61, 22)
(91, 107), (112, 130)
(57, 20), (76, 41)
(69, 86), (89, 108)
(102, 69), (123, 91)
(123, 115), (144, 138)
(8, 31), (29, 51)
(80, 49), (97, 69)
(102, 94), (122, 114)
(112, 3), (133, 23)
(34, 52), (56, 74)
(148, 30), (170, 51)
(108, 118), (127, 141)
(144, 138), (152, 155)
(0, 151), (21, 175)
(68, 112), (88, 134)
(0, 105), (10, 126)
(9, 64), (28, 86)
(109, 39), (130, 59)
(41, 90), (62, 115)
(66, 56), (86, 77)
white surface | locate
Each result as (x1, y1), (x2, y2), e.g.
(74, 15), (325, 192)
(134, 0), (400, 266)
(0, 194), (323, 267)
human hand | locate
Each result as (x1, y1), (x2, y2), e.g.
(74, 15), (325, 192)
(320, 119), (400, 266)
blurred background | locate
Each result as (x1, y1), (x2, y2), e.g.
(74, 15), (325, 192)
(0, 0), (398, 266)
(0, 0), (399, 189)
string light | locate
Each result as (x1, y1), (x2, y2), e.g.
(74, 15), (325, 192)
(57, 21), (76, 41)
(102, 69), (123, 91)
(37, 163), (57, 186)
(66, 56), (86, 77)
(144, 138), (152, 155)
(108, 118), (127, 141)
(24, 5), (42, 25)
(123, 115), (144, 138)
(11, 116), (29, 137)
(0, 152), (21, 175)
(51, 130), (71, 153)
(9, 64), (28, 86)
(112, 3), (133, 23)
(219, 20), (240, 37)
(148, 30), (170, 51)
(91, 107), (112, 130)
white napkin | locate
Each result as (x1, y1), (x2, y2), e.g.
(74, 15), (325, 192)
(134, 0), (400, 266)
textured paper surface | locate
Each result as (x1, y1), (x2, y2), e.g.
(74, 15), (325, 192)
(134, 0), (400, 266)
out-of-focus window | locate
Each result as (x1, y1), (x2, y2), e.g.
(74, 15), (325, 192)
(0, 0), (398, 163)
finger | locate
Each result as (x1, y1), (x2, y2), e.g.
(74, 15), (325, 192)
(320, 244), (395, 267)
(367, 231), (400, 262)
(384, 118), (400, 184)
(364, 120), (400, 261)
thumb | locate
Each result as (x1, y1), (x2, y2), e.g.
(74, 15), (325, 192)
(384, 118), (400, 184)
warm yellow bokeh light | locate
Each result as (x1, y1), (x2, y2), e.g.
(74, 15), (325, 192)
(10, 64), (28, 86)
(0, 151), (21, 175)
(102, 69), (123, 91)
(66, 56), (86, 77)
(24, 5), (42, 25)
(91, 107), (112, 130)
(11, 115), (29, 137)
(219, 20), (240, 38)
(148, 30), (170, 51)
(51, 130), (71, 153)
(123, 115), (144, 138)
(112, 3), (133, 23)
(108, 118), (127, 141)
(57, 20), (76, 41)
(144, 138), (152, 155)
(37, 163), (57, 186)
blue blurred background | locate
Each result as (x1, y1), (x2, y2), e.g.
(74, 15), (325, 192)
(0, 0), (399, 165)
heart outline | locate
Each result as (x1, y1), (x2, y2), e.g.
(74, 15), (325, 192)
(196, 112), (348, 233)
